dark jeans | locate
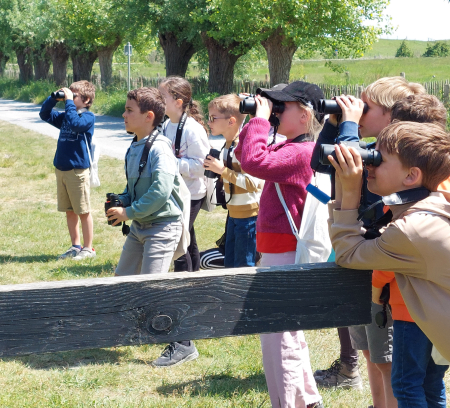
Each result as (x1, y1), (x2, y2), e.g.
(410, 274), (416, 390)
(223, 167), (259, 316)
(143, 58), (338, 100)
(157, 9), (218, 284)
(174, 197), (204, 272)
(392, 320), (448, 408)
(224, 216), (257, 268)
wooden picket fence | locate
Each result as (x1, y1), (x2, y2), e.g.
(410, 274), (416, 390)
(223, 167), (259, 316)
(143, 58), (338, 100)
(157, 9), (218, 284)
(3, 67), (450, 102)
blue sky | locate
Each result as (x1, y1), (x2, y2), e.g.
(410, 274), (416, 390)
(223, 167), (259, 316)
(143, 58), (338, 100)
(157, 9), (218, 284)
(380, 0), (450, 41)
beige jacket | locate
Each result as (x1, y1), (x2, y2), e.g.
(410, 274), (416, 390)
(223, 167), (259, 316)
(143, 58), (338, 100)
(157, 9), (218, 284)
(329, 193), (450, 361)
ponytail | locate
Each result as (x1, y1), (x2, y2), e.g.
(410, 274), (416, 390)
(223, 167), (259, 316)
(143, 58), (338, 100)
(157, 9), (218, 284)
(160, 76), (209, 135)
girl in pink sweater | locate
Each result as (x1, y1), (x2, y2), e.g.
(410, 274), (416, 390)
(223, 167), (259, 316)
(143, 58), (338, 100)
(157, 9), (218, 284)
(235, 81), (325, 408)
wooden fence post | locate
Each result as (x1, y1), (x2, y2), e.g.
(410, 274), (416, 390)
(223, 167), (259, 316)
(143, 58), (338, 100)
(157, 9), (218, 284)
(444, 84), (449, 103)
(0, 263), (371, 357)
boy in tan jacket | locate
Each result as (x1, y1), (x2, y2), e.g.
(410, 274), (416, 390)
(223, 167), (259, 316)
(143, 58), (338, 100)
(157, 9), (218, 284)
(327, 117), (450, 407)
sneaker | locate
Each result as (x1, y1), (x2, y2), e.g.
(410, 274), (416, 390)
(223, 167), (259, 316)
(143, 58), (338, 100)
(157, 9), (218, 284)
(72, 247), (96, 260)
(315, 360), (362, 390)
(58, 246), (81, 260)
(152, 342), (199, 368)
(314, 358), (346, 379)
(307, 402), (324, 408)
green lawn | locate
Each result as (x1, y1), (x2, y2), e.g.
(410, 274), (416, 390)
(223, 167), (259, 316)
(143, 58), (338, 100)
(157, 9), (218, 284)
(0, 120), (449, 407)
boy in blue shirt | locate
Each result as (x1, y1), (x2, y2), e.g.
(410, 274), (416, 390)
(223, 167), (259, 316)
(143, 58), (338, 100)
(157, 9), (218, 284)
(39, 80), (96, 260)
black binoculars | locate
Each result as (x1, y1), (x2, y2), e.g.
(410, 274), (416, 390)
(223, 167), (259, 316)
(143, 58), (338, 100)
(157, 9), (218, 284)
(319, 141), (382, 167)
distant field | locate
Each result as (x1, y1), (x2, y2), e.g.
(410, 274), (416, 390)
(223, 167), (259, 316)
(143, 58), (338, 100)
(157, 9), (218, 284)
(101, 39), (450, 85)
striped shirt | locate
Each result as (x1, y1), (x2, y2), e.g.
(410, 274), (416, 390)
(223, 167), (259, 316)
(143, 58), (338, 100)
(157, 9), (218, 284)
(221, 139), (263, 219)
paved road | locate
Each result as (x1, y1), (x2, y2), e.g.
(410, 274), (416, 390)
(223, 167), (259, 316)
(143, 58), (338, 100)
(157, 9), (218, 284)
(0, 99), (224, 160)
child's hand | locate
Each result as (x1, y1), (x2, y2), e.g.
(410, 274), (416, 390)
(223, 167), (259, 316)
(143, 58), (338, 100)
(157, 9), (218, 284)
(328, 143), (363, 210)
(204, 155), (225, 175)
(254, 95), (272, 121)
(372, 286), (383, 305)
(61, 87), (74, 101)
(106, 207), (129, 226)
(335, 95), (365, 124)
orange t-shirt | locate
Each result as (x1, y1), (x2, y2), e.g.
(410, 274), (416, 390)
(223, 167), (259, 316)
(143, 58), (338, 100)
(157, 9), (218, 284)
(373, 177), (450, 322)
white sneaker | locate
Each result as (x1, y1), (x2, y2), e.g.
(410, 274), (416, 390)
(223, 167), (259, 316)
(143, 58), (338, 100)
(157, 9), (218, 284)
(58, 246), (81, 260)
(73, 247), (96, 260)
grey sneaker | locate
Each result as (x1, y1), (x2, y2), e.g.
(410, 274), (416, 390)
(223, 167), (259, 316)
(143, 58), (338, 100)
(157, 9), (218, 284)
(152, 342), (199, 368)
(58, 246), (81, 260)
(72, 247), (96, 260)
(315, 361), (362, 390)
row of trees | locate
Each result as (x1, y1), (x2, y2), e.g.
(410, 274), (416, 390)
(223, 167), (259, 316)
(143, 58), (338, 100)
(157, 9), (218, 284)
(0, 0), (391, 93)
(396, 40), (450, 58)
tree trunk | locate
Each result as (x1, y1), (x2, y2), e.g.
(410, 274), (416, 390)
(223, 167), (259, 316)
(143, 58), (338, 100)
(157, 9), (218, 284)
(261, 29), (298, 86)
(70, 49), (98, 82)
(0, 52), (10, 76)
(159, 31), (197, 77)
(48, 41), (69, 86)
(33, 45), (51, 81)
(98, 38), (120, 88)
(15, 47), (33, 82)
(201, 33), (243, 94)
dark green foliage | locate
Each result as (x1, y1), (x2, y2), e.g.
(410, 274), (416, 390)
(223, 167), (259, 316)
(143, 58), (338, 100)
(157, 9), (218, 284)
(423, 41), (450, 57)
(395, 40), (414, 58)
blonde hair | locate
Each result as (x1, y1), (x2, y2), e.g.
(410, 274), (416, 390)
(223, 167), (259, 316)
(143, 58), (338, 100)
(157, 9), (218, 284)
(70, 80), (96, 108)
(298, 103), (323, 141)
(363, 77), (426, 113)
(377, 121), (450, 190)
(208, 94), (247, 126)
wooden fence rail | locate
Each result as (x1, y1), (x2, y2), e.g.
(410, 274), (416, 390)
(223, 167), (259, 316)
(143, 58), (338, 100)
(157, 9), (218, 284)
(0, 263), (371, 357)
(4, 68), (450, 102)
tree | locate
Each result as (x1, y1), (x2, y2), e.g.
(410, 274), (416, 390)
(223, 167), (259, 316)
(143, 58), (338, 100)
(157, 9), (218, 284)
(55, 0), (152, 87)
(146, 0), (205, 78)
(395, 40), (414, 58)
(210, 0), (391, 86)
(423, 41), (450, 57)
(192, 1), (256, 93)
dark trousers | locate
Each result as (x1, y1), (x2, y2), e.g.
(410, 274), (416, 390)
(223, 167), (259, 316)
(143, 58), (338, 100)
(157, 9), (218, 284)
(338, 327), (359, 369)
(174, 197), (204, 272)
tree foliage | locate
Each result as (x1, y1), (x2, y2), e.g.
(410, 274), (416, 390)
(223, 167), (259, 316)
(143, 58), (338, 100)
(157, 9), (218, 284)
(395, 40), (414, 58)
(423, 41), (450, 58)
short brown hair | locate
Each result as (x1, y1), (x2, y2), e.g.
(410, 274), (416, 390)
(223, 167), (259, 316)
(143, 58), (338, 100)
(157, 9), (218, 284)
(391, 94), (447, 128)
(70, 80), (96, 108)
(377, 121), (450, 190)
(363, 77), (426, 113)
(127, 87), (166, 126)
(208, 94), (247, 126)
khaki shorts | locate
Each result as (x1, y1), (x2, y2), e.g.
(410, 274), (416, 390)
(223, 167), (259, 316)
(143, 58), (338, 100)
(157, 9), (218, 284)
(55, 168), (91, 214)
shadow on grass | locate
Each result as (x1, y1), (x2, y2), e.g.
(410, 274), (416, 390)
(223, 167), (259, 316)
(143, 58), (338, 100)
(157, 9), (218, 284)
(1, 347), (131, 370)
(156, 371), (268, 398)
(48, 261), (116, 278)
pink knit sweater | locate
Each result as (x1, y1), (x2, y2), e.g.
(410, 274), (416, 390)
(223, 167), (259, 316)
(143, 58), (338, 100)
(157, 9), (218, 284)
(235, 118), (314, 249)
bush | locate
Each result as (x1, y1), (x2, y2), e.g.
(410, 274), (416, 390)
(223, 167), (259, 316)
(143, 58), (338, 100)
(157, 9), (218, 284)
(395, 40), (414, 58)
(423, 41), (450, 57)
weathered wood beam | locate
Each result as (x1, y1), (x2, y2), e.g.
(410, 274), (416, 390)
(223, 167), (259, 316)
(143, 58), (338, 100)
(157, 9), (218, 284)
(0, 263), (371, 357)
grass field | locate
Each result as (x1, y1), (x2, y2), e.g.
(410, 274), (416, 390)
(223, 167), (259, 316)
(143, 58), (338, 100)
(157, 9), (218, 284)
(0, 119), (449, 407)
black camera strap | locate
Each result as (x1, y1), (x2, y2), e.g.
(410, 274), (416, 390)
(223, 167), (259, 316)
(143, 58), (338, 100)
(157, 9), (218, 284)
(174, 112), (187, 158)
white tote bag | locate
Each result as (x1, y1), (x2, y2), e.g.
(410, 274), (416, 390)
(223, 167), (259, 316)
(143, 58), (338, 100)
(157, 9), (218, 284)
(84, 134), (100, 188)
(275, 172), (332, 264)
(170, 175), (191, 261)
